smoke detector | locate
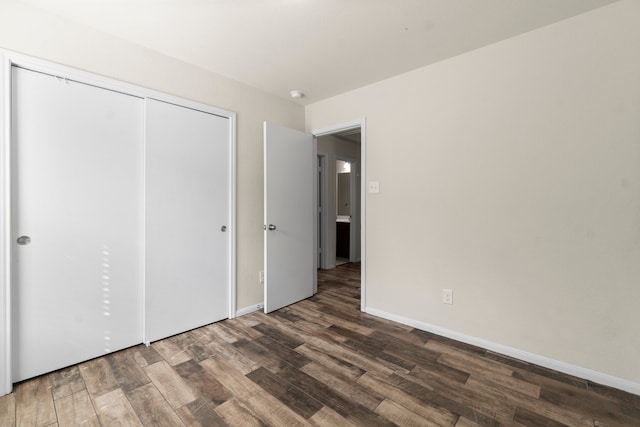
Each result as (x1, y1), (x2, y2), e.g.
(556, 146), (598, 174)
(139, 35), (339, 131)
(290, 90), (304, 99)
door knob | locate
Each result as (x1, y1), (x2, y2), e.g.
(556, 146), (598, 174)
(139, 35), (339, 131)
(17, 235), (31, 245)
(268, 224), (277, 231)
(220, 225), (227, 232)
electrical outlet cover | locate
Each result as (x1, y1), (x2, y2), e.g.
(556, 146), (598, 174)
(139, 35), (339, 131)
(442, 289), (453, 305)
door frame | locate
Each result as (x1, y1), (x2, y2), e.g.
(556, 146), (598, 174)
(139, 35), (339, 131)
(311, 119), (366, 312)
(0, 52), (11, 397)
(0, 49), (237, 396)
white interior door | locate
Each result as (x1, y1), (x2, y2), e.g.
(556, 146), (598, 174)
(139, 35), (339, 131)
(145, 99), (230, 342)
(264, 122), (315, 313)
(11, 67), (144, 381)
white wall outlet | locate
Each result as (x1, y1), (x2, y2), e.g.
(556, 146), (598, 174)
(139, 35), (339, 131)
(368, 181), (380, 193)
(259, 271), (264, 284)
(442, 289), (453, 305)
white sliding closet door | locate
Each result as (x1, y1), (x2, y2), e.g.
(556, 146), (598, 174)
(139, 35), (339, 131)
(11, 67), (144, 381)
(145, 99), (230, 343)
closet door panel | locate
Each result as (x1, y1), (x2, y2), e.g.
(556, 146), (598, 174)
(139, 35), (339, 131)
(145, 99), (230, 343)
(11, 67), (144, 381)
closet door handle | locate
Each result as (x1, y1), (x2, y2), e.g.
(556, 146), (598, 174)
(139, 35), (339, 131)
(221, 225), (227, 232)
(17, 235), (31, 245)
(268, 224), (277, 231)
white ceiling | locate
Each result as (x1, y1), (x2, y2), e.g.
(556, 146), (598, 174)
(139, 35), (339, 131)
(18, 0), (617, 105)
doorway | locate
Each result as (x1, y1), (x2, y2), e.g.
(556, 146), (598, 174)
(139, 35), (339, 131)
(313, 121), (365, 311)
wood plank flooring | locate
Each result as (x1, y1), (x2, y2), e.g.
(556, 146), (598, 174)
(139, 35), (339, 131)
(2, 262), (639, 426)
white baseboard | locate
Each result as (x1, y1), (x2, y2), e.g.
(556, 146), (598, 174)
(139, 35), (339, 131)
(364, 306), (640, 396)
(236, 303), (264, 317)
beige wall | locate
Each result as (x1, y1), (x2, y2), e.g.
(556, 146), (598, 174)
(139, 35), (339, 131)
(307, 0), (640, 384)
(0, 1), (304, 310)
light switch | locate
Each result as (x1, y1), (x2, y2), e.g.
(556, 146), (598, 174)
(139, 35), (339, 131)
(368, 181), (380, 193)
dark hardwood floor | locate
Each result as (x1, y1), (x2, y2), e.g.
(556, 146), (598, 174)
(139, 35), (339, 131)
(2, 262), (639, 426)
